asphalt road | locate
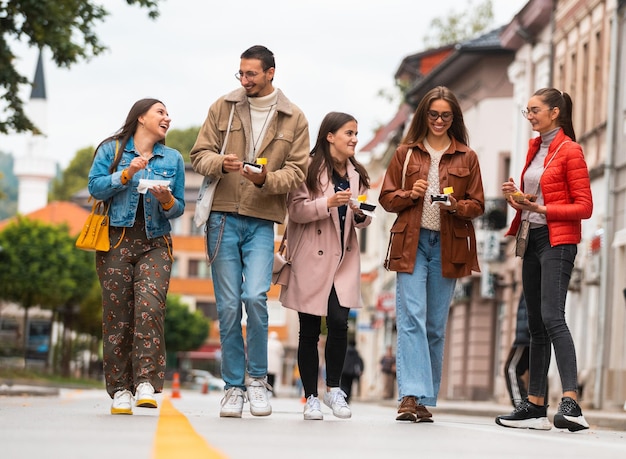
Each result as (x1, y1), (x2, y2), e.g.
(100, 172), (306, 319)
(1, 388), (625, 459)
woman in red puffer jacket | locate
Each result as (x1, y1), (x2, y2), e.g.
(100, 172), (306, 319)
(496, 88), (593, 433)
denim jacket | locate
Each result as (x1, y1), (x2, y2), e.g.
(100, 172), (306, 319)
(88, 137), (185, 239)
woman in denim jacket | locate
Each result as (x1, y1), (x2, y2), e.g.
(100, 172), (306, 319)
(88, 98), (185, 415)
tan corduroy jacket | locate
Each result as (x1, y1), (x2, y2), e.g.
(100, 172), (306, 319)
(190, 88), (310, 224)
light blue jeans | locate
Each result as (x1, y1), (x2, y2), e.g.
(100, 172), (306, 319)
(207, 212), (274, 390)
(396, 229), (456, 406)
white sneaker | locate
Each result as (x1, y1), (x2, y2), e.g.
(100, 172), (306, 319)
(111, 390), (133, 415)
(303, 395), (323, 420)
(135, 382), (157, 408)
(220, 387), (244, 418)
(247, 378), (272, 416)
(323, 387), (351, 419)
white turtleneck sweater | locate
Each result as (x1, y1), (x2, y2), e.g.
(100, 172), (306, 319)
(247, 89), (278, 161)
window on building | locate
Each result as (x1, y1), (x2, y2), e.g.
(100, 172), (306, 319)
(188, 259), (211, 278)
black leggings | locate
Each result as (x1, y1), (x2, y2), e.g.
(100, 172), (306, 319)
(298, 286), (350, 398)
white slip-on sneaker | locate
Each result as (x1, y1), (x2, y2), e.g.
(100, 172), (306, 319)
(135, 382), (157, 408)
(303, 395), (323, 420)
(323, 387), (351, 419)
(247, 378), (272, 416)
(220, 387), (245, 418)
(111, 389), (133, 415)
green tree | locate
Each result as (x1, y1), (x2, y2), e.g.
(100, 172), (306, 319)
(164, 295), (210, 369)
(0, 152), (18, 219)
(0, 217), (96, 365)
(423, 0), (494, 49)
(165, 127), (200, 164)
(50, 146), (94, 201)
(0, 0), (161, 135)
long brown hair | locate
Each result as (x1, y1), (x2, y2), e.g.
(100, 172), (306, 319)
(93, 98), (166, 173)
(307, 112), (370, 195)
(402, 86), (469, 146)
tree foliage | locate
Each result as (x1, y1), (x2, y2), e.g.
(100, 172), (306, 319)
(164, 295), (210, 357)
(0, 0), (161, 135)
(165, 126), (199, 164)
(423, 0), (494, 49)
(0, 152), (18, 218)
(50, 146), (94, 201)
(0, 216), (97, 352)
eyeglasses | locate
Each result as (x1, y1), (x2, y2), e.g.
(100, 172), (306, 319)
(427, 110), (453, 122)
(521, 107), (554, 118)
(235, 69), (267, 81)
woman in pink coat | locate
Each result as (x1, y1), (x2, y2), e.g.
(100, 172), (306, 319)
(280, 112), (371, 421)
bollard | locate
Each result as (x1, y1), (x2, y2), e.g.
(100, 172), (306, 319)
(201, 379), (209, 395)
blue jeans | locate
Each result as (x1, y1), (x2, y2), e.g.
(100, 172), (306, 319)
(396, 229), (456, 406)
(207, 212), (274, 390)
(522, 225), (579, 397)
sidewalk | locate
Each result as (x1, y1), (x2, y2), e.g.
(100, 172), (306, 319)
(2, 381), (625, 431)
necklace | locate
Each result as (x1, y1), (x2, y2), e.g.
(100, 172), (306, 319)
(251, 103), (276, 156)
(135, 143), (153, 160)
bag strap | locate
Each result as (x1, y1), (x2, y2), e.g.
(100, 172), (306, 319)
(281, 224), (304, 262)
(386, 147), (413, 270)
(401, 148), (413, 189)
(522, 140), (570, 223)
(529, 140), (570, 196)
(220, 104), (236, 155)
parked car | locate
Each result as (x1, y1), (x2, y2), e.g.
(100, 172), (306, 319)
(188, 369), (224, 391)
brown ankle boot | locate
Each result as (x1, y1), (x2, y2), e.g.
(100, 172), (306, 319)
(396, 396), (418, 421)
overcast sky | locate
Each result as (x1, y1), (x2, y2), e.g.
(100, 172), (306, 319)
(0, 0), (527, 168)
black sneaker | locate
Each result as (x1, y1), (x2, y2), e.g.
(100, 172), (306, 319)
(495, 399), (552, 430)
(554, 397), (589, 432)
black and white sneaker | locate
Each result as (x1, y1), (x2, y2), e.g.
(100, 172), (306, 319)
(554, 397), (589, 432)
(495, 399), (552, 430)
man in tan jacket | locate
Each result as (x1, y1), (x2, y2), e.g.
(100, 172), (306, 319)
(190, 45), (309, 419)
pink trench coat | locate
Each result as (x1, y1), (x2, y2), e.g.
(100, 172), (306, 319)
(279, 162), (371, 316)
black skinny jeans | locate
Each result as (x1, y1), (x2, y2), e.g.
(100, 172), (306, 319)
(298, 286), (350, 398)
(522, 225), (580, 398)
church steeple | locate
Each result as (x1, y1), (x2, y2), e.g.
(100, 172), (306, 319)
(30, 50), (46, 100)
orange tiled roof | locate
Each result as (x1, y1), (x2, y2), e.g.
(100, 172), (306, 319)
(0, 201), (90, 235)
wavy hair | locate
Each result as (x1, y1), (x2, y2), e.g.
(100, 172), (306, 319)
(93, 98), (165, 173)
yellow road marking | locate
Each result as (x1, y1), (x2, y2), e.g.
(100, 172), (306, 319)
(152, 396), (228, 459)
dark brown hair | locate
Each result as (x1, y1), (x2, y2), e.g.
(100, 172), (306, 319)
(94, 98), (165, 173)
(307, 112), (370, 195)
(533, 88), (576, 141)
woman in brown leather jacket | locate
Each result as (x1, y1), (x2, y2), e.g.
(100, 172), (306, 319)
(379, 86), (484, 422)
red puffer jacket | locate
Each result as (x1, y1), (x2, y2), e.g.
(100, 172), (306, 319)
(506, 129), (593, 246)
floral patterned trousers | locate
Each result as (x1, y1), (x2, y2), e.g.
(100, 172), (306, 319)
(96, 220), (172, 398)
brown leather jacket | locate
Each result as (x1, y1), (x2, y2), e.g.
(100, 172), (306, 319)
(379, 140), (484, 277)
